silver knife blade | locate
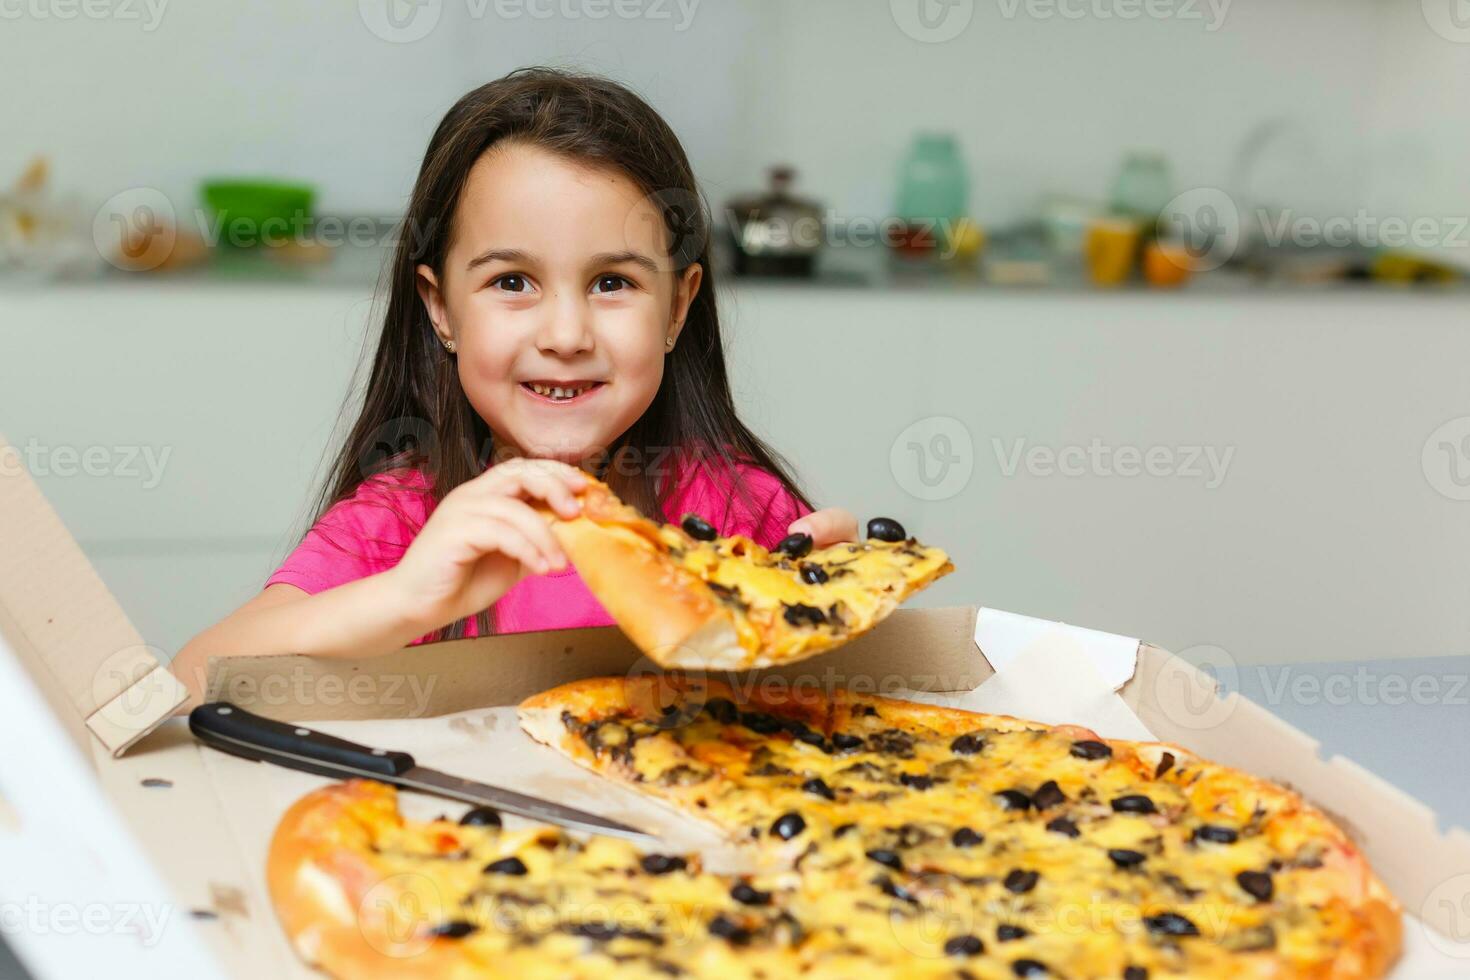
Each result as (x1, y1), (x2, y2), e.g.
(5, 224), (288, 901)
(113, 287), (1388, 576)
(399, 765), (656, 843)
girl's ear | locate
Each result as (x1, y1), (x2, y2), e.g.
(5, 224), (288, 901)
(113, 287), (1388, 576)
(415, 263), (454, 348)
(666, 262), (703, 348)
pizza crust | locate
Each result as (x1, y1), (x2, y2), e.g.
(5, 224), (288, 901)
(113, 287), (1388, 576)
(267, 781), (485, 980)
(550, 513), (746, 668)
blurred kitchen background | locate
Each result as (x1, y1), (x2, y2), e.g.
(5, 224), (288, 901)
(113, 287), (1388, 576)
(1, 0), (1468, 846)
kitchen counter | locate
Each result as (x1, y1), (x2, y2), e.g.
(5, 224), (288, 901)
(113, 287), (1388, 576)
(6, 220), (1464, 295)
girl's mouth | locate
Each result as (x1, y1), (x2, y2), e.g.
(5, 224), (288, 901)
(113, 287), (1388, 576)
(520, 381), (605, 404)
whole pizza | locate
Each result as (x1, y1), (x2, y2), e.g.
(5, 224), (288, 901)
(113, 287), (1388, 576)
(268, 675), (1401, 979)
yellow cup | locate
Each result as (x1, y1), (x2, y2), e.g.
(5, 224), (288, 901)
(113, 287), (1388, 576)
(1085, 218), (1142, 287)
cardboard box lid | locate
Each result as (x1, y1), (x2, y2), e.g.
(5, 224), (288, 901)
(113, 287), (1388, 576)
(0, 434), (188, 759)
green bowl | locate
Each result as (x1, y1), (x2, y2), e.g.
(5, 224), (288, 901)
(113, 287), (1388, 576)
(200, 180), (315, 246)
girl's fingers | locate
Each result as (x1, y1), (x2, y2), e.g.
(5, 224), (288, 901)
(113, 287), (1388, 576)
(475, 458), (586, 518)
(474, 496), (568, 571)
(788, 507), (859, 549)
(461, 516), (550, 576)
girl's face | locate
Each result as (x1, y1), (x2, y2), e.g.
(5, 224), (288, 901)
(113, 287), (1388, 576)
(417, 141), (702, 466)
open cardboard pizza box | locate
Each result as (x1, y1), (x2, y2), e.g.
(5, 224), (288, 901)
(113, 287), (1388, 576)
(3, 432), (1470, 978)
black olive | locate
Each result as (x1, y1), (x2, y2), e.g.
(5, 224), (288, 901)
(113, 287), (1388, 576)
(730, 881), (771, 906)
(867, 729), (916, 757)
(872, 874), (917, 904)
(640, 854), (688, 875)
(482, 856), (527, 876)
(430, 920), (477, 939)
(771, 812), (806, 840)
(801, 778), (836, 800)
(799, 562), (829, 585)
(782, 603), (827, 627)
(1193, 824), (1239, 844)
(740, 711), (782, 735)
(899, 773), (936, 790)
(1124, 968), (1149, 980)
(1109, 849), (1147, 869)
(774, 533), (813, 558)
(1045, 816), (1080, 838)
(794, 729), (830, 752)
(951, 827), (984, 848)
(707, 914), (751, 945)
(866, 517), (907, 542)
(565, 922), (659, 943)
(997, 924), (1028, 942)
(681, 514), (717, 540)
(1003, 869), (1040, 893)
(1144, 913), (1200, 937)
(949, 733), (984, 755)
(995, 789), (1032, 811)
(1070, 739), (1113, 760)
(459, 806), (502, 827)
(833, 823), (857, 838)
(865, 848), (904, 871)
(1237, 870), (1274, 902)
(704, 697), (738, 724)
(1110, 794), (1157, 814)
(1032, 780), (1066, 810)
(1012, 960), (1049, 977)
(831, 732), (864, 752)
(943, 934), (985, 957)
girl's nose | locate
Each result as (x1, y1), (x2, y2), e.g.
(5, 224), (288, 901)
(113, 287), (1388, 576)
(535, 291), (595, 356)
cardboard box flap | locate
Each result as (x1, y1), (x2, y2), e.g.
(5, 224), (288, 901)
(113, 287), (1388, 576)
(1122, 643), (1470, 939)
(205, 606), (987, 721)
(0, 435), (187, 758)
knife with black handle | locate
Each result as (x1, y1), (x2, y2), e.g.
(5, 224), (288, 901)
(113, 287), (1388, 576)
(189, 701), (654, 842)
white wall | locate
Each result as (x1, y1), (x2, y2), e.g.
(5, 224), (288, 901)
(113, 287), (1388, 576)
(4, 0), (1464, 230)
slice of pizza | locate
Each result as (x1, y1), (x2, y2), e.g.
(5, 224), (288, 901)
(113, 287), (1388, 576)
(520, 675), (1403, 979)
(543, 476), (953, 670)
(267, 780), (806, 980)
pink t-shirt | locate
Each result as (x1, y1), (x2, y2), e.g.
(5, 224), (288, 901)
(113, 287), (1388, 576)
(264, 460), (810, 642)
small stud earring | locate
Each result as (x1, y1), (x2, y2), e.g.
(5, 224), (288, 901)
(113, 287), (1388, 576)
(665, 337), (675, 351)
(444, 339), (456, 353)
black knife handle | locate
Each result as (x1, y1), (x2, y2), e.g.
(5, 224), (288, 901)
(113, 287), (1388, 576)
(188, 702), (415, 780)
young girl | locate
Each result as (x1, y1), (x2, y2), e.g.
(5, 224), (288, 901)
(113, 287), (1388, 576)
(172, 68), (856, 702)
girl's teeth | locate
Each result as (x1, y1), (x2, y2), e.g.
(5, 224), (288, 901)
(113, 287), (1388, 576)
(529, 382), (592, 400)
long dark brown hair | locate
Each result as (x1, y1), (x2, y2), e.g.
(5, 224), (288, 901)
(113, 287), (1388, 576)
(304, 67), (810, 639)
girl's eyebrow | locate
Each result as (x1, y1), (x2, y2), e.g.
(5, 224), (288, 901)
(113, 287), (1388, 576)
(464, 247), (660, 276)
(466, 247), (533, 272)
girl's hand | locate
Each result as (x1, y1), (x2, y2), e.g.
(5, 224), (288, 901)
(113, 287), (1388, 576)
(787, 507), (859, 549)
(385, 458), (587, 633)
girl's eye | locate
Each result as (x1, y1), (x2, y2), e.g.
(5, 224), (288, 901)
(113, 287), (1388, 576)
(492, 274), (531, 293)
(592, 274), (632, 294)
